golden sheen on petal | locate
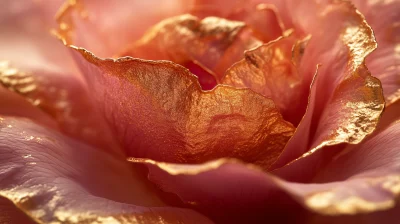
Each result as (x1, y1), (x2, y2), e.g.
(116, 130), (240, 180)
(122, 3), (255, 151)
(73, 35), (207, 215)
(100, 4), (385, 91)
(309, 5), (384, 149)
(0, 62), (38, 102)
(55, 0), (87, 45)
(0, 186), (196, 224)
(305, 175), (400, 215)
(74, 47), (295, 170)
(279, 2), (385, 166)
(0, 62), (117, 151)
(305, 192), (394, 215)
(128, 158), (246, 176)
(119, 14), (261, 80)
(221, 34), (305, 124)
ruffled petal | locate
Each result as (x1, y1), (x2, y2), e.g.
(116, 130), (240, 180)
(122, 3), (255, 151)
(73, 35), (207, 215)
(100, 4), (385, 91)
(272, 1), (384, 169)
(56, 0), (193, 57)
(0, 0), (117, 151)
(352, 0), (400, 106)
(221, 34), (309, 124)
(68, 46), (294, 170)
(130, 143), (400, 222)
(191, 0), (385, 174)
(0, 116), (212, 224)
(118, 14), (261, 83)
(0, 61), (118, 153)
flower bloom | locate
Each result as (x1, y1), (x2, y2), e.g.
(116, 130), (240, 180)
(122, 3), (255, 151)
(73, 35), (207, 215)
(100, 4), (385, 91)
(0, 0), (399, 223)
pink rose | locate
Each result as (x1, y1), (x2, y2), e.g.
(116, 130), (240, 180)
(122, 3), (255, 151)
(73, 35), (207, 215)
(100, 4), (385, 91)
(1, 0), (399, 223)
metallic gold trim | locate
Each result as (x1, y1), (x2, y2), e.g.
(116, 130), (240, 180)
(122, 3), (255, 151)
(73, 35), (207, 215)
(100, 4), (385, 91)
(275, 1), (385, 167)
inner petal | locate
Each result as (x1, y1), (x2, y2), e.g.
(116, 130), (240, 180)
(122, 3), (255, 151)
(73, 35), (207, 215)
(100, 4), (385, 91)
(118, 14), (262, 88)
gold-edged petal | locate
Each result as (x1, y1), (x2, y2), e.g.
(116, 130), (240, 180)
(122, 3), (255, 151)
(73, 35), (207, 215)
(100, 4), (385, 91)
(352, 0), (400, 106)
(0, 116), (213, 224)
(55, 0), (194, 57)
(118, 14), (260, 82)
(0, 61), (118, 153)
(67, 45), (294, 170)
(272, 1), (385, 169)
(127, 121), (400, 218)
(221, 33), (307, 125)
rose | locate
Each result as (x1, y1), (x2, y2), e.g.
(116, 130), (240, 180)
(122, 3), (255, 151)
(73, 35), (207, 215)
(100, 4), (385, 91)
(0, 0), (399, 223)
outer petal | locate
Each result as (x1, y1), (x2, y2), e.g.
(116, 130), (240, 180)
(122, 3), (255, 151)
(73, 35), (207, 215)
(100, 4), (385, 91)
(68, 46), (295, 170)
(0, 116), (212, 224)
(0, 84), (57, 130)
(130, 127), (400, 223)
(352, 0), (400, 106)
(56, 0), (194, 57)
(271, 1), (385, 169)
(0, 0), (78, 77)
(0, 61), (118, 153)
(0, 0), (119, 152)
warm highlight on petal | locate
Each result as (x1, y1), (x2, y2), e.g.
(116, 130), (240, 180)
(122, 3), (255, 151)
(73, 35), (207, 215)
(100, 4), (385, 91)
(129, 139), (400, 222)
(272, 1), (384, 170)
(222, 34), (308, 124)
(56, 0), (194, 58)
(69, 46), (294, 170)
(0, 61), (118, 153)
(119, 14), (261, 83)
(0, 117), (212, 224)
(352, 0), (400, 106)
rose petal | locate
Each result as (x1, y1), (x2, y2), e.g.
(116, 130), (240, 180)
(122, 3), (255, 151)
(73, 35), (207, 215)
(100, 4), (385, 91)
(271, 1), (384, 169)
(227, 3), (285, 43)
(130, 158), (308, 223)
(377, 100), (400, 131)
(118, 14), (260, 83)
(352, 0), (400, 106)
(0, 0), (119, 152)
(0, 61), (118, 153)
(0, 84), (57, 130)
(56, 0), (193, 57)
(0, 116), (212, 223)
(69, 46), (294, 170)
(191, 0), (285, 43)
(221, 34), (310, 124)
(0, 0), (77, 76)
(314, 120), (400, 182)
(130, 149), (400, 222)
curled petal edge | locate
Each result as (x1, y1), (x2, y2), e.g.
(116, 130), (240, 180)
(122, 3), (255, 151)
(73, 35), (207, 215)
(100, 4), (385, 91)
(129, 157), (400, 216)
